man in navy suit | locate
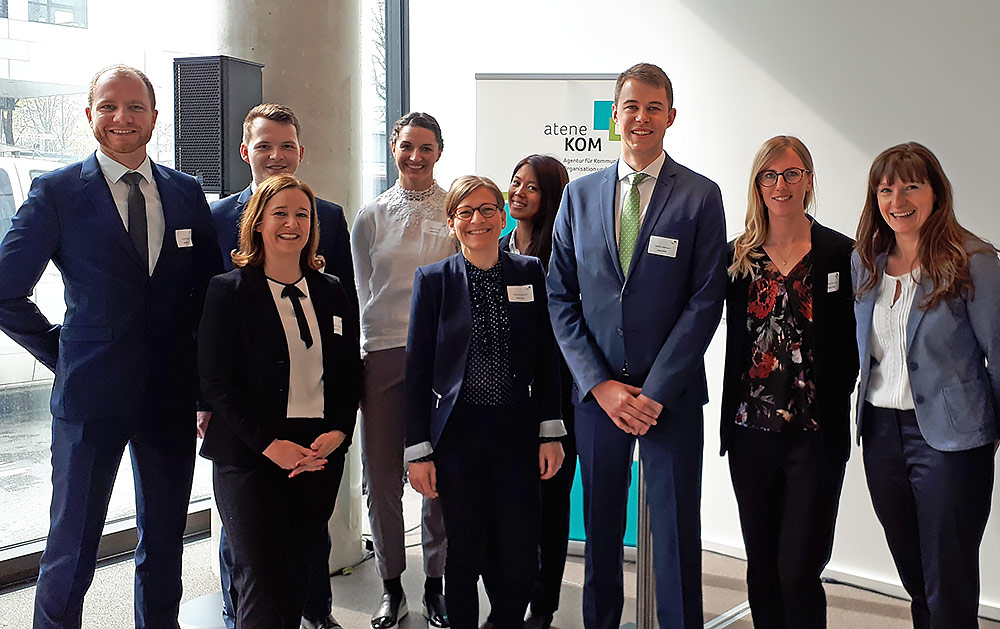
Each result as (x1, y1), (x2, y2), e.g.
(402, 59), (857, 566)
(546, 63), (726, 629)
(0, 65), (221, 628)
(208, 102), (355, 629)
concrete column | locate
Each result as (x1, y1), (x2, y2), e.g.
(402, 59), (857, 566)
(212, 0), (366, 573)
(214, 0), (362, 222)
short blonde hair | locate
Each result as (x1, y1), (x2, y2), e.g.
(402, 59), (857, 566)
(444, 176), (505, 217)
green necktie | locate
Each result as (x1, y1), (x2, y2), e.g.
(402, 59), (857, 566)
(619, 172), (649, 275)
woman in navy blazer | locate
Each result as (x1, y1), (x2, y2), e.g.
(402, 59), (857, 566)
(853, 142), (1000, 629)
(405, 176), (565, 629)
(198, 175), (361, 629)
(721, 136), (858, 628)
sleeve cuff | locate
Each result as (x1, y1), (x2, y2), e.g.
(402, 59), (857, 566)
(539, 419), (567, 439)
(404, 441), (433, 462)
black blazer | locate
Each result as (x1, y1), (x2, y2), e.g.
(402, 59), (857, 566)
(719, 219), (859, 462)
(198, 265), (362, 467)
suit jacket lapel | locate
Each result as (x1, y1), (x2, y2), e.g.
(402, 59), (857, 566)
(81, 153), (146, 271)
(501, 251), (531, 375)
(631, 156), (677, 279)
(906, 272), (931, 352)
(440, 255), (471, 389)
(599, 167), (624, 284)
(244, 267), (291, 359)
(306, 272), (335, 369)
(150, 161), (177, 280)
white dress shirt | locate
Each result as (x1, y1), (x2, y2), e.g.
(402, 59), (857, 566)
(94, 150), (164, 275)
(866, 269), (920, 410)
(614, 150), (666, 243)
(267, 276), (325, 419)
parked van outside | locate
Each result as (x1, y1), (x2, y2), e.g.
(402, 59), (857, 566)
(0, 153), (69, 389)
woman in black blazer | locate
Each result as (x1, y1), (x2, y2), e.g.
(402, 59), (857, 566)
(405, 175), (565, 629)
(198, 175), (362, 629)
(720, 136), (858, 628)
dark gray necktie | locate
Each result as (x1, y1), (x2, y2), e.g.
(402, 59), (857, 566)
(281, 284), (314, 349)
(121, 172), (148, 273)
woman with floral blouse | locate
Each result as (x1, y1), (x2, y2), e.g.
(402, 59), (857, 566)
(719, 136), (858, 628)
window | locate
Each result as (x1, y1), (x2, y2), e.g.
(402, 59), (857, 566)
(27, 0), (87, 28)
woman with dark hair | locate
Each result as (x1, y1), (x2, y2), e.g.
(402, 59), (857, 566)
(853, 142), (1000, 629)
(351, 112), (457, 628)
(721, 136), (858, 628)
(406, 175), (565, 629)
(198, 175), (362, 629)
(484, 155), (572, 629)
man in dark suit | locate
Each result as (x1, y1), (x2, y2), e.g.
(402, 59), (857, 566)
(546, 62), (727, 629)
(208, 102), (355, 629)
(0, 65), (222, 628)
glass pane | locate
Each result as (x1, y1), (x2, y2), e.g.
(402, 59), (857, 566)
(361, 0), (389, 203)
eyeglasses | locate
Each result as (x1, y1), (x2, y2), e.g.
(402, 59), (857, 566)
(451, 203), (500, 221)
(756, 167), (810, 187)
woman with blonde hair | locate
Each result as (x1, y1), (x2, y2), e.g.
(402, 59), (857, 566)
(853, 142), (1000, 628)
(406, 176), (565, 629)
(721, 136), (858, 627)
(199, 175), (362, 628)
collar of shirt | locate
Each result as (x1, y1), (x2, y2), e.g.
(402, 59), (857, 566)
(267, 275), (311, 300)
(463, 255), (503, 283)
(95, 149), (154, 185)
(614, 150), (667, 243)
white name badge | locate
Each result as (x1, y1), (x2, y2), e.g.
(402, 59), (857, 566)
(422, 221), (449, 238)
(333, 316), (343, 335)
(175, 228), (193, 248)
(507, 285), (534, 303)
(827, 272), (840, 293)
(647, 235), (679, 258)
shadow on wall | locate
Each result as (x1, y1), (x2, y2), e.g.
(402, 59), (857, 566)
(680, 0), (998, 238)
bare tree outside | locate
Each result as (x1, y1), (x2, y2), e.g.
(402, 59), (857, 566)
(12, 94), (91, 160)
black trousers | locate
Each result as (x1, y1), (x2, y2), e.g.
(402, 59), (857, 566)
(213, 419), (346, 629)
(862, 404), (994, 629)
(728, 425), (845, 629)
(435, 403), (541, 629)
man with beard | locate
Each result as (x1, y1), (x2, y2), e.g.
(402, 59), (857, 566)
(0, 64), (221, 628)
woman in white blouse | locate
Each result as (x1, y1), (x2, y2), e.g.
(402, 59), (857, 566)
(852, 142), (1000, 629)
(198, 175), (362, 628)
(351, 112), (457, 629)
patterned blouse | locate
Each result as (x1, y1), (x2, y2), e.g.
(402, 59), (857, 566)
(458, 256), (515, 406)
(736, 251), (817, 432)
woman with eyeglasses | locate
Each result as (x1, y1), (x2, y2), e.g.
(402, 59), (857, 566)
(476, 155), (571, 629)
(720, 136), (858, 628)
(351, 112), (457, 629)
(198, 175), (362, 629)
(405, 176), (566, 629)
(853, 142), (1000, 629)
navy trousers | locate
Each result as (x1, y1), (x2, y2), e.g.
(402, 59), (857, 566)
(435, 403), (541, 629)
(575, 394), (704, 629)
(728, 425), (846, 629)
(862, 404), (994, 629)
(34, 415), (195, 629)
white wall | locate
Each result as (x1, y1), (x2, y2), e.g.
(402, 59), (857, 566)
(410, 0), (1000, 614)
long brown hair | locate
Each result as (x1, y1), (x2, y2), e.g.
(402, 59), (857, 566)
(729, 136), (815, 278)
(509, 154), (569, 265)
(855, 142), (995, 309)
(231, 175), (324, 272)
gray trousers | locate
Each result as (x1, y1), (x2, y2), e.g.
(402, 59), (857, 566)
(361, 347), (447, 580)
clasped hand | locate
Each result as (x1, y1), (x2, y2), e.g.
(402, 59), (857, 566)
(591, 380), (662, 435)
(262, 430), (347, 478)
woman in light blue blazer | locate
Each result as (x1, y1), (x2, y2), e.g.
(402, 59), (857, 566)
(852, 142), (1000, 629)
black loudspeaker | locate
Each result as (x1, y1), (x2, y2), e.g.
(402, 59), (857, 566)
(174, 55), (264, 196)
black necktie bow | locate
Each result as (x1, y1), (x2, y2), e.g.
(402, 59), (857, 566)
(281, 283), (313, 349)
